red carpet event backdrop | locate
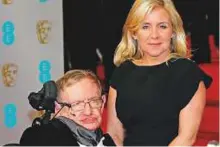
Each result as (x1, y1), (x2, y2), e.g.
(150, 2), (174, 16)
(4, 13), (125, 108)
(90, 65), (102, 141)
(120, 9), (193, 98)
(0, 0), (64, 145)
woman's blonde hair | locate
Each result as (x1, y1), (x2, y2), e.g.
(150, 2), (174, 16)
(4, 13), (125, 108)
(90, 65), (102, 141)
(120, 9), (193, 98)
(56, 69), (102, 98)
(114, 0), (190, 66)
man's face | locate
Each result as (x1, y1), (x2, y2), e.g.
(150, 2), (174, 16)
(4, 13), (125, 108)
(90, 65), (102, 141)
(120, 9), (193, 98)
(56, 78), (104, 130)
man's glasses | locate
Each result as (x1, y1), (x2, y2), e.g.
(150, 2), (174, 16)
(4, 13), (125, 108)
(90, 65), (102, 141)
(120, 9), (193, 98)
(57, 98), (103, 112)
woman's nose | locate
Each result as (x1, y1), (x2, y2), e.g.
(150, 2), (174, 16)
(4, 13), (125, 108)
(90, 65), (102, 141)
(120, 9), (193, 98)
(150, 28), (159, 39)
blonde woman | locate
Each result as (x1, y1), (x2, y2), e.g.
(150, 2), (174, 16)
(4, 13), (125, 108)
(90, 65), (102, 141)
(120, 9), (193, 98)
(107, 0), (212, 146)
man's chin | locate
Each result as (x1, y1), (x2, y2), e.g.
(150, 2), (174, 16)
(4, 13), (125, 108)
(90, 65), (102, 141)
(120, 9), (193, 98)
(82, 123), (100, 131)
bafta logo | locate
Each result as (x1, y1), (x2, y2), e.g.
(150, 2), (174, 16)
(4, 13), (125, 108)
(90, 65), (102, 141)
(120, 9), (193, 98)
(1, 63), (18, 87)
(36, 20), (52, 44)
(2, 0), (12, 4)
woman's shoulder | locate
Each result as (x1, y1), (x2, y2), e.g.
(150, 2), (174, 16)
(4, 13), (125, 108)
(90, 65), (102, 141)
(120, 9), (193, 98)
(170, 57), (212, 88)
(170, 58), (198, 68)
(113, 60), (134, 74)
(117, 60), (133, 68)
(169, 58), (203, 75)
(110, 60), (134, 89)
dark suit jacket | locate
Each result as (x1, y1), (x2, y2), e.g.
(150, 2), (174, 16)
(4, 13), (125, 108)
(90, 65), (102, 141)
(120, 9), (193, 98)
(19, 119), (115, 146)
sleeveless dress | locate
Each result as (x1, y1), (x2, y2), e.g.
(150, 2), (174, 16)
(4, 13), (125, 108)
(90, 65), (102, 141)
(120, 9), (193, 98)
(110, 58), (212, 146)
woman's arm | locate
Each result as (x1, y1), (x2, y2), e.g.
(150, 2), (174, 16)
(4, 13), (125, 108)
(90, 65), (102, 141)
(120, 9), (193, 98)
(107, 86), (125, 146)
(169, 81), (206, 146)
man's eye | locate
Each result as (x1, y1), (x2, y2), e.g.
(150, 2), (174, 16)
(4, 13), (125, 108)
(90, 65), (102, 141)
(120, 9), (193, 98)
(91, 100), (99, 104)
(73, 102), (83, 106)
(92, 98), (102, 103)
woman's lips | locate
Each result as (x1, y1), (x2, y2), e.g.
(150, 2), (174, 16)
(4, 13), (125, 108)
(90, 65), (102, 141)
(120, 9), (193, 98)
(148, 43), (161, 45)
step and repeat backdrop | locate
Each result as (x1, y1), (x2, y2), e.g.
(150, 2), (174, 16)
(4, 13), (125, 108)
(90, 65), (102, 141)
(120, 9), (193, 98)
(0, 0), (64, 145)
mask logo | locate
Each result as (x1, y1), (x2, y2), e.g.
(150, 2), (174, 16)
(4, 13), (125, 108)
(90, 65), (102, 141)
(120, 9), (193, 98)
(1, 63), (18, 87)
(2, 0), (12, 5)
(36, 20), (52, 44)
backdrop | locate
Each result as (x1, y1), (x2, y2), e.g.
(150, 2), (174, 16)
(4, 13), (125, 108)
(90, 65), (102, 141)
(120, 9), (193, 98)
(0, 0), (64, 144)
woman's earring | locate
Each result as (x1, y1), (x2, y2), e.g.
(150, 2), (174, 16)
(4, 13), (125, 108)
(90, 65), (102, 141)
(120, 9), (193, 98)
(171, 33), (175, 38)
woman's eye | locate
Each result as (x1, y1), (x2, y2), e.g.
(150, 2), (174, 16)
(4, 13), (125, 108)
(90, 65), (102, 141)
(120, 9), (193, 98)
(160, 25), (168, 29)
(142, 25), (149, 29)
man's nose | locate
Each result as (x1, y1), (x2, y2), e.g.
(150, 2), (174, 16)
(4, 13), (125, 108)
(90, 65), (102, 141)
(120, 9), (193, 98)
(83, 103), (92, 115)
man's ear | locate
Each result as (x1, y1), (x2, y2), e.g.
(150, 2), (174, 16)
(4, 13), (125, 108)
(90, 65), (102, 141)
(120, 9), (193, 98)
(101, 94), (106, 112)
(54, 101), (61, 114)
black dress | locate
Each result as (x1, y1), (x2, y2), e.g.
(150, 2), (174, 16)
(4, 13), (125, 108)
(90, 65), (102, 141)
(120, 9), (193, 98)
(110, 58), (212, 146)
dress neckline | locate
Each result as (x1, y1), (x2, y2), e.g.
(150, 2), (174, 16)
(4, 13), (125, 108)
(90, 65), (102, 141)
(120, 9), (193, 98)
(129, 59), (171, 69)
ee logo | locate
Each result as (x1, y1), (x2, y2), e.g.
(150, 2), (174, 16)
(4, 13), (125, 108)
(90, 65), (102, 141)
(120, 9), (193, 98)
(1, 21), (15, 46)
(38, 60), (51, 83)
(39, 0), (47, 3)
(4, 104), (17, 128)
